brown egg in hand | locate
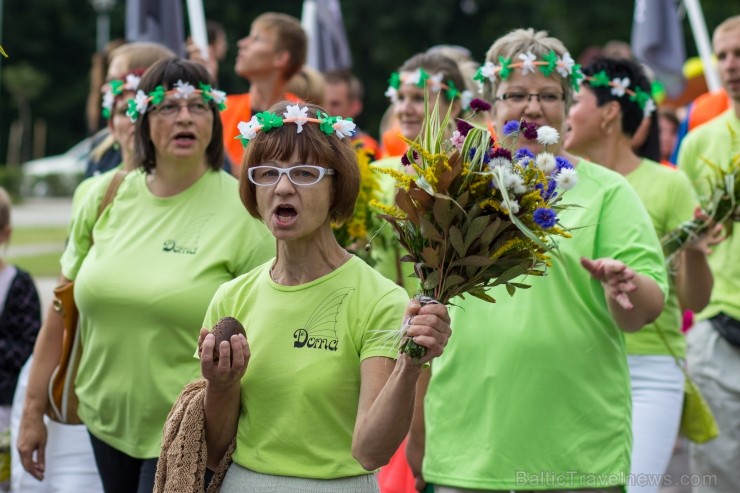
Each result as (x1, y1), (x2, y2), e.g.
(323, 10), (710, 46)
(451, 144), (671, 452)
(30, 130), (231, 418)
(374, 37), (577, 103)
(211, 317), (246, 363)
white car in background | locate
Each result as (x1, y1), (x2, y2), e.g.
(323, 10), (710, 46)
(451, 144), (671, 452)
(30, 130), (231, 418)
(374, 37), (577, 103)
(21, 137), (91, 197)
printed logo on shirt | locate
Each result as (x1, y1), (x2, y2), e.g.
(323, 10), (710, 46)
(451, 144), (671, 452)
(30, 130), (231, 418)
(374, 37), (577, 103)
(293, 287), (354, 352)
(162, 213), (214, 255)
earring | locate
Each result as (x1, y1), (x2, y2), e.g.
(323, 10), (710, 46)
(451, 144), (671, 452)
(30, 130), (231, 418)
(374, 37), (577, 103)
(112, 141), (120, 151)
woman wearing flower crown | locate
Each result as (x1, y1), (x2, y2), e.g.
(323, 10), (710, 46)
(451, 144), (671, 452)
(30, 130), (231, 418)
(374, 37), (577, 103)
(372, 52), (466, 292)
(408, 29), (669, 493)
(193, 100), (451, 492)
(18, 58), (275, 493)
(564, 57), (721, 493)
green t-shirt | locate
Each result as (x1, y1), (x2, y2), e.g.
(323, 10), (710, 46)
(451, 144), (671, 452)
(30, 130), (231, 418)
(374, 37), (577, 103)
(678, 109), (740, 321)
(624, 159), (698, 357)
(70, 164), (123, 220)
(61, 169), (275, 458)
(423, 159), (668, 491)
(371, 156), (418, 296)
(202, 256), (408, 479)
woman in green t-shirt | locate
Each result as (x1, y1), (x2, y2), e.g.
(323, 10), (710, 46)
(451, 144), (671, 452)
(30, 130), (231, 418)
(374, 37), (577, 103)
(564, 56), (721, 493)
(197, 101), (452, 492)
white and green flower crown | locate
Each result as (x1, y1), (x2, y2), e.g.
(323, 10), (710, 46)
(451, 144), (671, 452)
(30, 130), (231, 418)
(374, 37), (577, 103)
(582, 70), (657, 117)
(385, 68), (468, 106)
(473, 50), (584, 92)
(126, 80), (227, 122)
(236, 104), (356, 147)
(102, 73), (142, 119)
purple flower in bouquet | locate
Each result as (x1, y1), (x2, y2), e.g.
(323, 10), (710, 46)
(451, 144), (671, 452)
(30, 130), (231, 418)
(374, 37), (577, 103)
(469, 97), (492, 112)
(491, 147), (512, 161)
(457, 119), (474, 136)
(521, 122), (539, 140)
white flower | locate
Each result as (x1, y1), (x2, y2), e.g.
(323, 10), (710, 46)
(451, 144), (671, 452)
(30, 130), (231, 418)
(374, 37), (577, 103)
(385, 86), (399, 103)
(283, 104), (309, 133)
(509, 174), (527, 194)
(536, 126), (560, 146)
(611, 77), (630, 97)
(489, 157), (512, 170)
(518, 52), (537, 75)
(501, 199), (520, 215)
(173, 80), (196, 99)
(555, 167), (578, 190)
(133, 90), (149, 114)
(332, 118), (356, 139)
(536, 152), (556, 174)
(556, 52), (575, 78)
(102, 91), (114, 113)
(428, 72), (445, 93)
(210, 89), (227, 105)
(237, 116), (262, 141)
(480, 61), (497, 82)
(124, 74), (141, 91)
(450, 130), (465, 149)
(405, 69), (423, 86)
(460, 90), (474, 110)
(643, 98), (656, 117)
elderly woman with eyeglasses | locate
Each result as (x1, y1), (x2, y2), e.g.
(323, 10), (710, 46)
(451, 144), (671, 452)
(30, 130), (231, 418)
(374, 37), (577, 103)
(18, 58), (274, 493)
(406, 29), (669, 493)
(195, 100), (450, 493)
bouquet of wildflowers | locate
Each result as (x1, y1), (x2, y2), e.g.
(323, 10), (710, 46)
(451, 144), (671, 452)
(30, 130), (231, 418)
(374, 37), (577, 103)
(371, 97), (577, 357)
(333, 147), (384, 265)
(662, 125), (740, 262)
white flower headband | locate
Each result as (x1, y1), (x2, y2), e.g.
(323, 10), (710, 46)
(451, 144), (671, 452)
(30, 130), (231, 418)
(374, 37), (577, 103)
(236, 104), (356, 147)
(101, 73), (142, 119)
(473, 50), (584, 92)
(583, 70), (656, 117)
(385, 68), (462, 104)
(126, 79), (227, 122)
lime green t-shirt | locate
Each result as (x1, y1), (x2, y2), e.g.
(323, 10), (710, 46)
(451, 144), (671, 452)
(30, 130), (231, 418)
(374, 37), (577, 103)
(61, 169), (275, 458)
(371, 156), (418, 296)
(202, 256), (408, 479)
(624, 159), (697, 357)
(423, 159), (668, 491)
(70, 164), (124, 220)
(678, 109), (740, 321)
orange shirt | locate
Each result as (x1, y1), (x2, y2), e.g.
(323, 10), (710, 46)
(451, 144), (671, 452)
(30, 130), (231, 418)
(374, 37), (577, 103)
(380, 121), (497, 159)
(220, 92), (302, 175)
(688, 89), (730, 131)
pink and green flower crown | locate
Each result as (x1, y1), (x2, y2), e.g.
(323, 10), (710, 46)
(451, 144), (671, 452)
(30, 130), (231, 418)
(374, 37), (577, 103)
(236, 104), (356, 147)
(126, 80), (227, 122)
(473, 50), (584, 91)
(385, 68), (469, 106)
(582, 70), (656, 117)
(101, 72), (143, 119)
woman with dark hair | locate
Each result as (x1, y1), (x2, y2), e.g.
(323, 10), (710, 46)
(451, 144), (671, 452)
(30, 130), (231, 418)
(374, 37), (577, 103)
(196, 100), (451, 492)
(565, 56), (721, 493)
(18, 58), (274, 493)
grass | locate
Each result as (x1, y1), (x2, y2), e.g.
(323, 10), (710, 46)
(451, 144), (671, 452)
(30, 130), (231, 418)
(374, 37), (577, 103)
(11, 226), (68, 245)
(6, 226), (67, 278)
(8, 251), (62, 278)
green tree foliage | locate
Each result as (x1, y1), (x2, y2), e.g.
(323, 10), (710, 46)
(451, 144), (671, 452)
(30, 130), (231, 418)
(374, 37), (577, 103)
(0, 0), (731, 159)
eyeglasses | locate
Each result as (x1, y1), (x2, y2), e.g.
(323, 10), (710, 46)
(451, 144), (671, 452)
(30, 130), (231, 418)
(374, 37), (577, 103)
(248, 165), (336, 186)
(496, 92), (566, 106)
(151, 99), (212, 117)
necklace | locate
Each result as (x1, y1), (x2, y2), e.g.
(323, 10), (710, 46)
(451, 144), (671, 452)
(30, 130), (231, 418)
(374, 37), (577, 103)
(270, 249), (351, 283)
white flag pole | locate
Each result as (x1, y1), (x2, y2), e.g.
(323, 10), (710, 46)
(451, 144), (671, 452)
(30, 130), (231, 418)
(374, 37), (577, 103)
(683, 0), (720, 91)
(186, 0), (209, 61)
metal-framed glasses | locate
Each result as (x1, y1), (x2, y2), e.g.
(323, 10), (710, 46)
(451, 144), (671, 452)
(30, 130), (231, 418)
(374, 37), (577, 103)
(248, 165), (336, 186)
(496, 92), (566, 106)
(151, 99), (212, 117)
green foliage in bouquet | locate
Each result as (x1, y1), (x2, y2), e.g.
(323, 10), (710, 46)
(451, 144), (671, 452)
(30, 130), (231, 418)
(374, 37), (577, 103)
(371, 95), (578, 357)
(662, 124), (740, 262)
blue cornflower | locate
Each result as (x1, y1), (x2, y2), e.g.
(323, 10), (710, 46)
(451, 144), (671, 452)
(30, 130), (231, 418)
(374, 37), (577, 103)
(533, 207), (558, 229)
(515, 148), (535, 161)
(555, 156), (574, 171)
(536, 179), (558, 200)
(503, 120), (520, 136)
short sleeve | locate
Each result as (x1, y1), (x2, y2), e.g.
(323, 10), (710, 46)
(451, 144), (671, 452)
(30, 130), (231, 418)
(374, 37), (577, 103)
(359, 288), (409, 361)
